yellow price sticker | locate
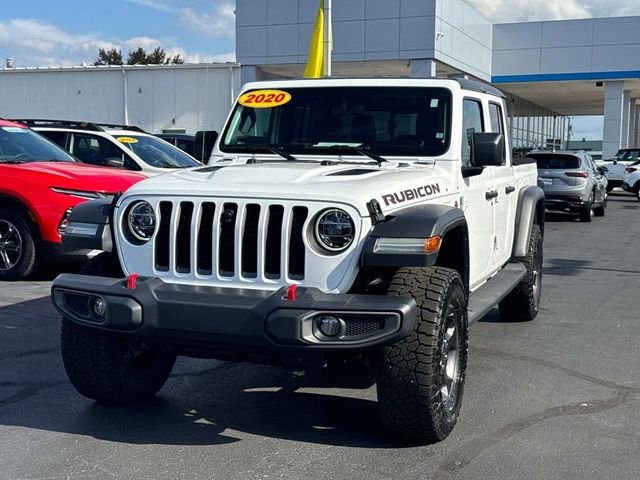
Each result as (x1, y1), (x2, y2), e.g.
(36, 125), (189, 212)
(238, 90), (291, 108)
(117, 136), (138, 144)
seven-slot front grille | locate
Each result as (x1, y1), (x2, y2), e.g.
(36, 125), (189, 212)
(153, 200), (308, 281)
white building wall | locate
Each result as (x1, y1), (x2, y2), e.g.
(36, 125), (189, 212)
(0, 64), (240, 133)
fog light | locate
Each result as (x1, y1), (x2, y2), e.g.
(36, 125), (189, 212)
(90, 297), (107, 320)
(318, 316), (342, 337)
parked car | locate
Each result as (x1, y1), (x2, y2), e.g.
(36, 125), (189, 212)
(156, 131), (218, 162)
(0, 119), (145, 280)
(53, 77), (544, 444)
(15, 120), (201, 176)
(155, 133), (195, 157)
(622, 161), (640, 200)
(595, 148), (640, 191)
(529, 150), (607, 221)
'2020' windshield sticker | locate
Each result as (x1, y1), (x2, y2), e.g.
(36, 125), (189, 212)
(238, 90), (292, 108)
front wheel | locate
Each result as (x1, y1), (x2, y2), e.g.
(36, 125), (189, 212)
(376, 267), (468, 443)
(594, 192), (607, 217)
(61, 252), (176, 404)
(0, 208), (39, 281)
(579, 192), (594, 222)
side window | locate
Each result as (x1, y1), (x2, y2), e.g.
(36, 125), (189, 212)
(462, 99), (484, 167)
(39, 131), (68, 149)
(489, 103), (504, 134)
(70, 133), (127, 168)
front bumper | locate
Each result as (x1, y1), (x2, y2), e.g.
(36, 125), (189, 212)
(42, 242), (95, 262)
(51, 274), (417, 364)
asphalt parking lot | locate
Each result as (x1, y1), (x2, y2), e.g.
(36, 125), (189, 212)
(1, 192), (639, 480)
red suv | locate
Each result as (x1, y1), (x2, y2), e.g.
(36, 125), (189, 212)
(0, 119), (145, 280)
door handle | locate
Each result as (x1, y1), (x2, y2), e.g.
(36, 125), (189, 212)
(485, 190), (498, 200)
(505, 185), (516, 194)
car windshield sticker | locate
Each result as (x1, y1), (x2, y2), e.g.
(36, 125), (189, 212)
(238, 90), (292, 108)
(117, 136), (139, 144)
(430, 98), (439, 108)
(1, 127), (27, 133)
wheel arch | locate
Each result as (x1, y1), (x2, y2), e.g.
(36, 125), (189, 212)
(512, 185), (545, 258)
(0, 193), (42, 240)
(360, 204), (470, 290)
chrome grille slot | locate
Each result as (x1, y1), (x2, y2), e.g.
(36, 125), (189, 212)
(265, 205), (284, 279)
(155, 201), (173, 271)
(288, 207), (308, 280)
(218, 203), (237, 276)
(175, 202), (194, 273)
(197, 202), (215, 275)
(241, 204), (260, 278)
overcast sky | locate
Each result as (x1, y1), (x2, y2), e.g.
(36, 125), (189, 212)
(2, 0), (638, 140)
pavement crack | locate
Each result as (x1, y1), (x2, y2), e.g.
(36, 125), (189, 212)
(432, 348), (638, 479)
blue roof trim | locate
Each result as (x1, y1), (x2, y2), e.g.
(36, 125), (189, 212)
(492, 71), (640, 83)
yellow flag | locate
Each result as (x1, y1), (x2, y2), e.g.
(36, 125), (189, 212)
(303, 0), (324, 78)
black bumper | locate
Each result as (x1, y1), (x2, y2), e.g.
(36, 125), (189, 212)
(42, 242), (94, 262)
(544, 195), (587, 212)
(51, 275), (417, 363)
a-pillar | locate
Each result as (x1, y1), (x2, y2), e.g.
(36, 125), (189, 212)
(603, 82), (628, 158)
(410, 59), (437, 78)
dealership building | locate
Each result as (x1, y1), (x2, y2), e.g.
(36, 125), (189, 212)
(1, 0), (640, 158)
(236, 0), (640, 158)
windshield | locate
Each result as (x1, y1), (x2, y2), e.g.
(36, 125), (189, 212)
(221, 87), (451, 158)
(116, 135), (200, 168)
(0, 126), (75, 163)
(615, 150), (640, 161)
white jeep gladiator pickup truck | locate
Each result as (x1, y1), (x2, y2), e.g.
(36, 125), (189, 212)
(52, 78), (544, 443)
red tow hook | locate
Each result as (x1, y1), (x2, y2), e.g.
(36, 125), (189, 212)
(286, 284), (298, 301)
(126, 273), (139, 290)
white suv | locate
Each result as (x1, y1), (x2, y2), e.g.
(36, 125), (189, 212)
(18, 120), (201, 176)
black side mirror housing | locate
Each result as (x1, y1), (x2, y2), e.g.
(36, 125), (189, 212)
(194, 130), (219, 162)
(599, 166), (609, 174)
(471, 133), (505, 167)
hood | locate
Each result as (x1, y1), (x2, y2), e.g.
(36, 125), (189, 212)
(124, 161), (454, 216)
(12, 162), (145, 193)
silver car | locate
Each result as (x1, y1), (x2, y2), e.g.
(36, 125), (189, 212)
(527, 151), (608, 222)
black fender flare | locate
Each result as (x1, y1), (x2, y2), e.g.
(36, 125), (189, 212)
(61, 197), (115, 252)
(361, 204), (469, 278)
(512, 185), (545, 258)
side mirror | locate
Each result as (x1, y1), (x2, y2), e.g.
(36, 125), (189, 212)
(599, 166), (609, 174)
(105, 157), (125, 168)
(194, 130), (219, 162)
(471, 133), (504, 167)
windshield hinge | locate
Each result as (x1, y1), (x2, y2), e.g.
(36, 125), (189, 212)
(367, 199), (385, 224)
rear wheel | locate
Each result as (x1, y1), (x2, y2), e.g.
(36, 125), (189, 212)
(579, 192), (595, 222)
(499, 225), (543, 322)
(594, 192), (607, 217)
(0, 207), (39, 281)
(376, 267), (468, 443)
(61, 252), (176, 404)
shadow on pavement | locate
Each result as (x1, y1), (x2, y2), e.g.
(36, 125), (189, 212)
(0, 297), (419, 449)
(543, 257), (593, 276)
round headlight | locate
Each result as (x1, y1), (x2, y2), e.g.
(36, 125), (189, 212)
(127, 201), (156, 242)
(314, 209), (355, 252)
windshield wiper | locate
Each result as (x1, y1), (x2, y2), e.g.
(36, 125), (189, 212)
(224, 144), (300, 162)
(301, 144), (388, 165)
(0, 159), (25, 164)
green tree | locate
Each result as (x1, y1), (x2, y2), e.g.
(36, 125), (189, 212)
(94, 48), (123, 66)
(125, 47), (184, 65)
(126, 47), (148, 65)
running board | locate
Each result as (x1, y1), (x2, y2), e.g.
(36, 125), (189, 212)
(467, 263), (527, 325)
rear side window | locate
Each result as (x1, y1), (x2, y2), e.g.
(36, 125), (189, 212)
(489, 103), (504, 134)
(529, 155), (580, 169)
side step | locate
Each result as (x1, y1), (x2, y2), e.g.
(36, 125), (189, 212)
(467, 262), (527, 325)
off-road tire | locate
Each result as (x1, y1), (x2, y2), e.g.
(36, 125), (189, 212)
(376, 267), (468, 444)
(594, 194), (606, 217)
(61, 252), (176, 404)
(579, 192), (594, 222)
(499, 225), (543, 322)
(0, 207), (39, 281)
